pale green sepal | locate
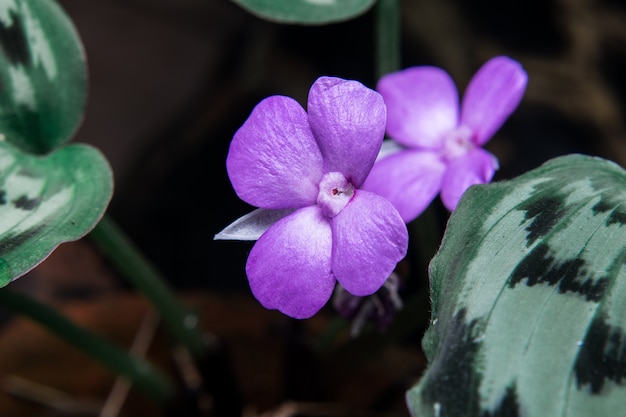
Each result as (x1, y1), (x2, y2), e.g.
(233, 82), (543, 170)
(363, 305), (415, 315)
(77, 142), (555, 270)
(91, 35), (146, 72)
(214, 208), (296, 241)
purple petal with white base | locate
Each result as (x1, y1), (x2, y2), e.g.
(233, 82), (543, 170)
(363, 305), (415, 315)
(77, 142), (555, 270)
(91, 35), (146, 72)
(461, 56), (528, 146)
(246, 206), (335, 319)
(227, 96), (324, 209)
(368, 56), (527, 218)
(331, 190), (408, 296)
(317, 172), (354, 217)
(362, 151), (446, 223)
(440, 148), (499, 211)
(377, 67), (459, 149)
(308, 77), (386, 186)
(221, 76), (409, 319)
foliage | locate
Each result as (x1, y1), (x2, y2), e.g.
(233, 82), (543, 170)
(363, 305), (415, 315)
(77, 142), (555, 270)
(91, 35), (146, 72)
(408, 155), (626, 417)
(1, 0), (623, 415)
(0, 0), (112, 285)
(231, 0), (376, 24)
(0, 0), (86, 154)
(0, 140), (112, 285)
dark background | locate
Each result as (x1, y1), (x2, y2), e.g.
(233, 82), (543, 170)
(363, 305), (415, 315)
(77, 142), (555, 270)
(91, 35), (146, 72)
(1, 0), (626, 416)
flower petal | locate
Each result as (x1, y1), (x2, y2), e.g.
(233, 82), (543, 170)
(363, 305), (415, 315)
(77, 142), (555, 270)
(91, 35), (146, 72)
(246, 206), (335, 319)
(460, 56), (528, 146)
(361, 150), (446, 223)
(377, 67), (459, 149)
(331, 190), (408, 296)
(227, 96), (323, 209)
(440, 148), (499, 211)
(307, 77), (386, 187)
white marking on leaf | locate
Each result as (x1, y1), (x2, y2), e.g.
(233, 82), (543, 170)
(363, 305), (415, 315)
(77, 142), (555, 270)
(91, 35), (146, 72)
(0, 169), (45, 228)
(478, 285), (593, 414)
(0, 150), (16, 171)
(8, 186), (72, 234)
(7, 66), (35, 108)
(20, 1), (57, 79)
(304, 0), (335, 5)
(0, 0), (18, 27)
(433, 402), (441, 417)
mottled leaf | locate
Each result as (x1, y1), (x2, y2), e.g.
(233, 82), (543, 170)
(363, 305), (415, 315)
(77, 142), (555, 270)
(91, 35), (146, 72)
(231, 0), (376, 24)
(407, 155), (626, 417)
(0, 0), (86, 154)
(0, 139), (112, 285)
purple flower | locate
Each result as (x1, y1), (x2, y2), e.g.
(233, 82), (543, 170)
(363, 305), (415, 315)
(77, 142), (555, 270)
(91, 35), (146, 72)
(223, 77), (409, 319)
(362, 56), (528, 222)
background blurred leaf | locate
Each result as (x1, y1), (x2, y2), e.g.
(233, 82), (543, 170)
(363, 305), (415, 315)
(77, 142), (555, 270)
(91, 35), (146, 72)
(0, 140), (112, 286)
(0, 0), (87, 154)
(408, 155), (626, 417)
(231, 0), (376, 24)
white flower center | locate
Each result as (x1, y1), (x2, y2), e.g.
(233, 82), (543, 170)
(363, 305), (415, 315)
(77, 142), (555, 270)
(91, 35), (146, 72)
(317, 172), (354, 218)
(442, 125), (474, 161)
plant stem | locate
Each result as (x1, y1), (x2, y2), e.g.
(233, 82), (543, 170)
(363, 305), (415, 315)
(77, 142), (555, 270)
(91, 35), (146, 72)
(89, 215), (206, 360)
(0, 287), (175, 405)
(375, 0), (401, 79)
(410, 203), (443, 279)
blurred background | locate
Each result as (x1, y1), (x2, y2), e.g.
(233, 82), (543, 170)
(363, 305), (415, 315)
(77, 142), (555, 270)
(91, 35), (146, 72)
(1, 0), (626, 415)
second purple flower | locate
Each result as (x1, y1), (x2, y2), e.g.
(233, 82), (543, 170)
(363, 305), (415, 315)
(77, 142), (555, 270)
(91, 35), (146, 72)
(362, 56), (528, 223)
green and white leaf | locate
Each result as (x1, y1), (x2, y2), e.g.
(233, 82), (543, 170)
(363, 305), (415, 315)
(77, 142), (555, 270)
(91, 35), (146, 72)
(408, 154), (626, 417)
(0, 0), (86, 154)
(0, 139), (112, 286)
(231, 0), (376, 25)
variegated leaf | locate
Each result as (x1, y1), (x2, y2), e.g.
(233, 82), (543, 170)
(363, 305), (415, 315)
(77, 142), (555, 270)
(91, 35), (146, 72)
(0, 0), (86, 154)
(0, 139), (112, 285)
(407, 154), (626, 417)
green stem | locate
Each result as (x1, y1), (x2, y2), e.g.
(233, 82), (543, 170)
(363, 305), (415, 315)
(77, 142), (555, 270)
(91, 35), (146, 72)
(410, 203), (443, 279)
(375, 0), (401, 79)
(89, 215), (206, 360)
(0, 287), (175, 405)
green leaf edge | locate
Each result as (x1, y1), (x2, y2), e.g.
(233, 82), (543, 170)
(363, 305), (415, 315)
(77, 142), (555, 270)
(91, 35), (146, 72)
(0, 0), (88, 154)
(408, 154), (626, 417)
(231, 0), (377, 25)
(0, 142), (113, 285)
